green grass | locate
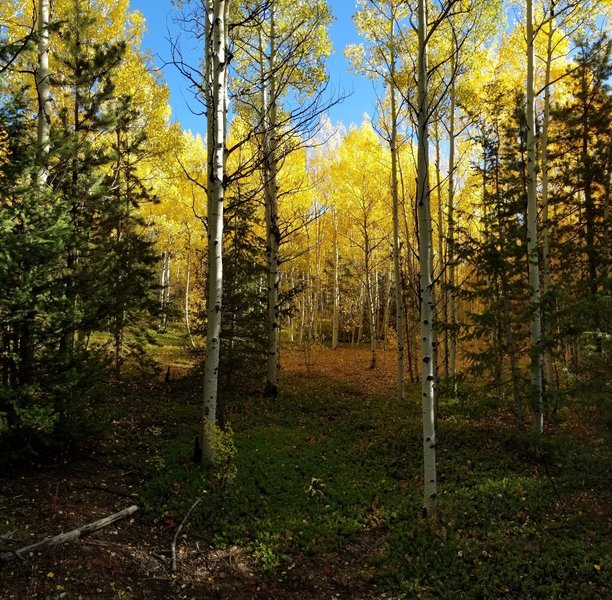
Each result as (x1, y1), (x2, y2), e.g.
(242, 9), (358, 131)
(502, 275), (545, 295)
(135, 367), (611, 598)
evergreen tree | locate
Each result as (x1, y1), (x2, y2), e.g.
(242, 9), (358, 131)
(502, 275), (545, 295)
(461, 90), (531, 424)
(219, 184), (267, 403)
(0, 1), (159, 457)
(50, 5), (127, 354)
(548, 36), (612, 407)
(106, 99), (159, 378)
(0, 93), (77, 456)
(49, 2), (158, 364)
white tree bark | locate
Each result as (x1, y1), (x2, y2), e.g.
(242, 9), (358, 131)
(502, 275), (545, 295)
(386, 14), (406, 401)
(541, 5), (555, 399)
(364, 226), (378, 370)
(35, 0), (51, 187)
(261, 11), (281, 397)
(526, 0), (544, 436)
(390, 78), (405, 401)
(417, 0), (437, 517)
(332, 209), (340, 350)
(185, 244), (196, 349)
(201, 0), (230, 464)
(447, 60), (458, 396)
(160, 251), (171, 331)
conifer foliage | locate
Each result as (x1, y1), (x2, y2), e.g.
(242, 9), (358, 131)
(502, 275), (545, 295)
(0, 1), (162, 457)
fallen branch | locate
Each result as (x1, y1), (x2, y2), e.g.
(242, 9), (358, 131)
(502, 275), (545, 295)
(0, 505), (139, 563)
(0, 531), (24, 545)
(171, 497), (203, 572)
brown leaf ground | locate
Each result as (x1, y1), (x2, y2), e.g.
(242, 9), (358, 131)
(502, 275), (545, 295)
(0, 346), (400, 600)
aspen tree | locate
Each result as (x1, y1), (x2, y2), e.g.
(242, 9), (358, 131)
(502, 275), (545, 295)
(390, 64), (405, 392)
(526, 0), (545, 436)
(35, 0), (51, 186)
(201, 0), (230, 464)
(160, 251), (171, 332)
(349, 0), (409, 400)
(415, 0), (437, 517)
(233, 0), (332, 396)
(447, 54), (458, 394)
(18, 0), (53, 384)
(398, 0), (493, 517)
(332, 208), (340, 350)
(259, 7), (281, 396)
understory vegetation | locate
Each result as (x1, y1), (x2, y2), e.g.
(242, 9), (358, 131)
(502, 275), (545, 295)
(5, 335), (608, 598)
(138, 350), (611, 598)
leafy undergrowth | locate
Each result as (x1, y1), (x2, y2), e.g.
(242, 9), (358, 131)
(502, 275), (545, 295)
(1, 343), (610, 598)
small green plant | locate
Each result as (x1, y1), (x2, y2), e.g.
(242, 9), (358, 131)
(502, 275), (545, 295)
(209, 423), (237, 489)
(251, 531), (285, 572)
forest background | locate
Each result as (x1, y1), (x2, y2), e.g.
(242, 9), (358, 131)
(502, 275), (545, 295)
(0, 0), (610, 598)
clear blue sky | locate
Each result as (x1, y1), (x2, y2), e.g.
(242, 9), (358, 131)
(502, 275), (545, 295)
(128, 1), (377, 135)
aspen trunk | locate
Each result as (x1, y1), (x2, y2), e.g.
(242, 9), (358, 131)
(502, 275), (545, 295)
(526, 0), (544, 436)
(374, 268), (381, 339)
(447, 65), (458, 395)
(416, 0), (437, 517)
(381, 270), (392, 345)
(400, 199), (418, 384)
(288, 269), (296, 343)
(21, 0), (52, 384)
(200, 0), (230, 465)
(364, 229), (377, 369)
(313, 202), (323, 341)
(35, 0), (51, 186)
(356, 283), (365, 346)
(404, 290), (416, 383)
(299, 282), (306, 344)
(332, 210), (340, 349)
(541, 8), (555, 405)
(160, 251), (170, 332)
(262, 15), (281, 397)
(390, 69), (405, 400)
(185, 251), (196, 349)
(434, 121), (447, 380)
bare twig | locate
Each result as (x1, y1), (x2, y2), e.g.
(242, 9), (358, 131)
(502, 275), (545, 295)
(171, 497), (203, 572)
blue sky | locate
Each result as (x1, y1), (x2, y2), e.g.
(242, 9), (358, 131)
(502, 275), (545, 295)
(129, 1), (377, 136)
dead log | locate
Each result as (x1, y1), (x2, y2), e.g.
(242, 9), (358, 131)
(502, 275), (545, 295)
(0, 505), (138, 563)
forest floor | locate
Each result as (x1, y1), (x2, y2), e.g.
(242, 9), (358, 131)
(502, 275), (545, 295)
(1, 336), (611, 599)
